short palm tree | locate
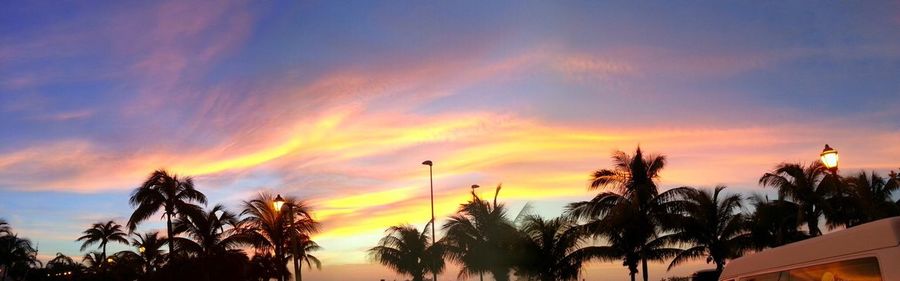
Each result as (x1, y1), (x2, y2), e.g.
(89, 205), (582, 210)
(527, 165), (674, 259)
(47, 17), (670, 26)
(240, 192), (319, 281)
(0, 233), (40, 280)
(172, 204), (259, 257)
(664, 186), (751, 274)
(442, 185), (518, 281)
(289, 236), (322, 280)
(369, 223), (444, 281)
(759, 162), (835, 236)
(248, 251), (281, 281)
(828, 171), (900, 227)
(82, 252), (106, 274)
(516, 215), (612, 281)
(745, 194), (809, 249)
(127, 169), (207, 261)
(76, 220), (129, 266)
(131, 231), (167, 273)
(566, 147), (682, 281)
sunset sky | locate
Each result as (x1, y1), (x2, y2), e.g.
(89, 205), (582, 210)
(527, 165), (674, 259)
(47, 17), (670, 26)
(2, 1), (900, 280)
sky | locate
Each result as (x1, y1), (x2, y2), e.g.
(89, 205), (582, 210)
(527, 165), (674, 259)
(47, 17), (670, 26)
(1, 1), (900, 280)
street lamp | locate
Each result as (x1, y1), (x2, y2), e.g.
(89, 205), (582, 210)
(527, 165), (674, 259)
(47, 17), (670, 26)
(421, 160), (437, 281)
(273, 194), (286, 212)
(138, 246), (145, 253)
(820, 144), (839, 175)
(471, 184), (479, 196)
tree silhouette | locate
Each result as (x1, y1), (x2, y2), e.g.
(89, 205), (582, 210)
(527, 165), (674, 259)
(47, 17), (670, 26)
(745, 194), (809, 249)
(566, 147), (683, 281)
(0, 232), (40, 280)
(240, 192), (319, 281)
(76, 220), (129, 267)
(664, 186), (750, 275)
(369, 223), (444, 281)
(442, 185), (518, 281)
(828, 171), (900, 227)
(131, 231), (167, 274)
(127, 169), (207, 262)
(515, 215), (612, 281)
(759, 162), (835, 236)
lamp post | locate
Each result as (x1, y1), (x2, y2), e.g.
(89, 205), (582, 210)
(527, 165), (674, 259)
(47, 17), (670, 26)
(470, 184), (479, 197)
(820, 144), (839, 175)
(421, 160), (437, 281)
(274, 194), (302, 281)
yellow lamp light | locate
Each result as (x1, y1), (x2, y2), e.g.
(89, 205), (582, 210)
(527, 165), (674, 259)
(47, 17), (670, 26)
(273, 194), (285, 212)
(820, 144), (839, 172)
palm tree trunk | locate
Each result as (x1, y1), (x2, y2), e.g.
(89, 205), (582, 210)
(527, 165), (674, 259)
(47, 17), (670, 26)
(641, 258), (649, 281)
(480, 272), (484, 281)
(166, 212), (175, 259)
(716, 260), (725, 275)
(103, 243), (108, 269)
(630, 272), (636, 281)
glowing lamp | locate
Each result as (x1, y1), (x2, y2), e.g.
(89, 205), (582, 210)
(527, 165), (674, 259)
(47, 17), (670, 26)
(138, 246), (145, 253)
(273, 194), (285, 212)
(820, 144), (839, 172)
(107, 258), (114, 263)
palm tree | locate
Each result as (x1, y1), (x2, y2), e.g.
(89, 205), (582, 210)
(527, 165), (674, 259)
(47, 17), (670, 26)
(828, 171), (900, 227)
(172, 204), (259, 257)
(759, 162), (836, 236)
(131, 231), (167, 274)
(369, 223), (445, 281)
(248, 251), (281, 281)
(442, 185), (518, 281)
(76, 220), (129, 267)
(566, 147), (683, 281)
(515, 215), (612, 281)
(664, 186), (751, 275)
(127, 169), (207, 261)
(46, 252), (84, 278)
(745, 194), (809, 249)
(240, 192), (319, 281)
(82, 252), (105, 275)
(289, 237), (322, 280)
(0, 233), (40, 280)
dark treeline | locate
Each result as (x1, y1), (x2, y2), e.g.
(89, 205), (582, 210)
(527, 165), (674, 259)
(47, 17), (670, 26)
(1, 147), (898, 281)
(368, 147), (899, 281)
(1, 170), (321, 281)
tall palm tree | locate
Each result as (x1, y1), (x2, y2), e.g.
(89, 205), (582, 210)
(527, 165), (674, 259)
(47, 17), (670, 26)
(127, 169), (207, 261)
(664, 186), (751, 275)
(759, 162), (835, 236)
(745, 194), (809, 249)
(76, 220), (129, 266)
(131, 231), (167, 273)
(515, 215), (612, 281)
(369, 223), (445, 281)
(566, 147), (682, 281)
(442, 185), (518, 281)
(828, 171), (900, 227)
(240, 192), (319, 281)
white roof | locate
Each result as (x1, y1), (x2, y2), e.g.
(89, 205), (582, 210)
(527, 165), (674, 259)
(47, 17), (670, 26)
(720, 217), (900, 280)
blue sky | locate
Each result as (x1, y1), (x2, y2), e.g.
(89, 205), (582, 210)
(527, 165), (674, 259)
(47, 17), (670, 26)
(2, 1), (899, 280)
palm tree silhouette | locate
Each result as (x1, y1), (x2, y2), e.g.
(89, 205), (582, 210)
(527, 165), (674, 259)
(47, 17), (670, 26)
(127, 169), (207, 262)
(240, 192), (319, 281)
(759, 162), (835, 236)
(745, 194), (808, 249)
(516, 215), (612, 281)
(82, 251), (106, 274)
(664, 186), (750, 275)
(170, 204), (259, 281)
(76, 220), (129, 267)
(0, 232), (40, 280)
(289, 236), (322, 280)
(442, 185), (518, 281)
(130, 231), (167, 274)
(0, 219), (9, 235)
(828, 171), (900, 227)
(369, 223), (445, 281)
(566, 147), (682, 281)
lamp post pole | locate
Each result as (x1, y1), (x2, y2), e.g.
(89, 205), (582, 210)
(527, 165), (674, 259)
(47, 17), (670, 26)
(422, 160), (437, 281)
(289, 203), (301, 281)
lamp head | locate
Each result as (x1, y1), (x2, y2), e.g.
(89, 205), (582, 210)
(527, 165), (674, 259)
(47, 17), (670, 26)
(273, 194), (285, 211)
(422, 160), (433, 166)
(820, 144), (839, 171)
